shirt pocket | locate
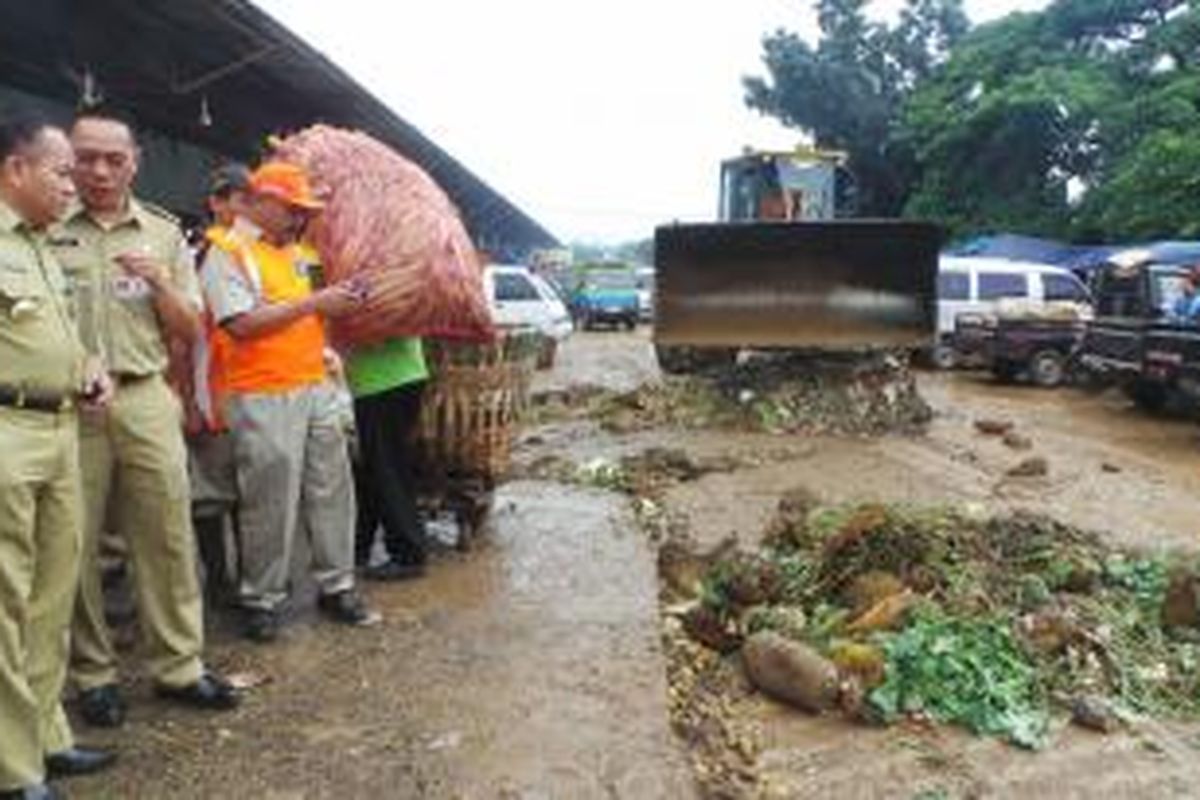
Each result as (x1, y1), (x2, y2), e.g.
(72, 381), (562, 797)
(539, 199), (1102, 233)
(0, 268), (48, 323)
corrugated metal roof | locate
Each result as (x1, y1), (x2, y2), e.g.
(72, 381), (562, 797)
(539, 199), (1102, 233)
(0, 0), (559, 257)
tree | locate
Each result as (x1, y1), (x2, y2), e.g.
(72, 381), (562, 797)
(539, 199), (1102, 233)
(898, 12), (1118, 236)
(570, 238), (653, 265)
(744, 0), (969, 215)
(897, 0), (1200, 240)
(747, 0), (1200, 241)
(1075, 131), (1200, 240)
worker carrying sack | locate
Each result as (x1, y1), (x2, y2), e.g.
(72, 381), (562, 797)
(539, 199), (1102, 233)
(273, 124), (495, 347)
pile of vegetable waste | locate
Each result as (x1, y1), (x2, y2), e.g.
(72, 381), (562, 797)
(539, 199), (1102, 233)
(668, 492), (1200, 749)
(531, 352), (931, 436)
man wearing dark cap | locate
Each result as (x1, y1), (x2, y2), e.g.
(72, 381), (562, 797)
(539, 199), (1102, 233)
(206, 164), (250, 232)
(182, 164), (252, 600)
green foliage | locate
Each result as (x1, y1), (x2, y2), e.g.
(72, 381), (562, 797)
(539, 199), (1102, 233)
(574, 458), (630, 492)
(868, 610), (1049, 749)
(749, 0), (1200, 240)
(570, 240), (651, 265)
(745, 0), (969, 215)
(772, 552), (818, 603)
(698, 558), (741, 615)
(1075, 131), (1200, 240)
(1102, 554), (1170, 606)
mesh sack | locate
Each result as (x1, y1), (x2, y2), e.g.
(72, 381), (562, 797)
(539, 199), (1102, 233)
(273, 125), (495, 346)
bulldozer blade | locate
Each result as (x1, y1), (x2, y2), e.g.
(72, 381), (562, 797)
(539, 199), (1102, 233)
(653, 221), (941, 350)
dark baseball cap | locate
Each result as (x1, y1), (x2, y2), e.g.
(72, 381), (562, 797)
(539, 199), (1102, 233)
(209, 163), (251, 197)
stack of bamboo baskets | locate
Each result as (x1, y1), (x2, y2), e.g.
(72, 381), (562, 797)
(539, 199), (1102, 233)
(415, 327), (540, 484)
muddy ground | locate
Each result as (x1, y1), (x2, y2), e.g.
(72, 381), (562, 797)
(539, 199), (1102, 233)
(75, 329), (1200, 799)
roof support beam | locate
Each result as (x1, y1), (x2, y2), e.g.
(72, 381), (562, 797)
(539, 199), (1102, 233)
(170, 43), (282, 95)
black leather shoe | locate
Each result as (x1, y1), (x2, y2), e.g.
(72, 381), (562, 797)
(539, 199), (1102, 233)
(45, 746), (116, 778)
(317, 589), (380, 626)
(240, 607), (280, 643)
(0, 783), (61, 799)
(156, 671), (239, 711)
(78, 684), (125, 728)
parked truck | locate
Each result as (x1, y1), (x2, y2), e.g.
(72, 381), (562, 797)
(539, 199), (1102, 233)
(654, 147), (940, 373)
(1079, 249), (1200, 410)
(954, 308), (1088, 387)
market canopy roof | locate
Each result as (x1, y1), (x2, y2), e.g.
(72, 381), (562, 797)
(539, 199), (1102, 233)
(0, 0), (559, 257)
(949, 234), (1088, 267)
(949, 233), (1200, 274)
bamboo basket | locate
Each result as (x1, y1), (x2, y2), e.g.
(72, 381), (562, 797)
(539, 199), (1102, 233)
(415, 327), (540, 483)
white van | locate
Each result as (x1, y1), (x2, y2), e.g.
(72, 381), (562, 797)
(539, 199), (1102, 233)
(483, 264), (573, 368)
(933, 256), (1092, 368)
(634, 266), (655, 322)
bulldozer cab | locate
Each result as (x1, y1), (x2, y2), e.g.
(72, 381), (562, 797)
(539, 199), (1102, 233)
(718, 149), (856, 223)
(653, 147), (938, 367)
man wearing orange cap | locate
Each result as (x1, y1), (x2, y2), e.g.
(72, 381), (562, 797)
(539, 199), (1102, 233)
(200, 161), (377, 641)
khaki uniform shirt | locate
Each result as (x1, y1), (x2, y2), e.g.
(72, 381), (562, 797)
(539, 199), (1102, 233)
(53, 199), (199, 376)
(0, 200), (82, 396)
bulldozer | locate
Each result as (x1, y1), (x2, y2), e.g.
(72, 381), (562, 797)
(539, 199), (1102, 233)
(654, 147), (941, 373)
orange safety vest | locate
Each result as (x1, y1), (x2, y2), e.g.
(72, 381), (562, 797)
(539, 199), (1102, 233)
(193, 227), (235, 429)
(207, 226), (328, 395)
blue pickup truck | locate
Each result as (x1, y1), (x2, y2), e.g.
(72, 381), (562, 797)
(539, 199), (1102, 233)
(571, 270), (641, 330)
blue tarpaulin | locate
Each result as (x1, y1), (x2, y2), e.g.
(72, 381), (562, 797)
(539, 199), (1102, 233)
(948, 234), (1200, 274)
(949, 234), (1083, 266)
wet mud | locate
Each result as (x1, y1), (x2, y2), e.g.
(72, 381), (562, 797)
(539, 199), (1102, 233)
(75, 331), (1200, 798)
(72, 479), (690, 799)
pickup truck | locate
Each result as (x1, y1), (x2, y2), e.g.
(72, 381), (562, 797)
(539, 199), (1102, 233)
(955, 311), (1086, 387)
(1078, 255), (1196, 410)
(1140, 324), (1200, 407)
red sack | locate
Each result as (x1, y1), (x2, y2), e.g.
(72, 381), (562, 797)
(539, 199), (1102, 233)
(273, 125), (495, 346)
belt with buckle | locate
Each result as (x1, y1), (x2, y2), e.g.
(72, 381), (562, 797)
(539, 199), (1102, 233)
(113, 372), (156, 387)
(0, 385), (74, 413)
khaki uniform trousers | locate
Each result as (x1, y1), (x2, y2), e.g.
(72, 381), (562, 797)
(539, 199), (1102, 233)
(71, 374), (204, 690)
(226, 382), (355, 610)
(0, 408), (79, 790)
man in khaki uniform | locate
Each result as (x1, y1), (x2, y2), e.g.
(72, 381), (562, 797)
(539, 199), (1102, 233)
(52, 111), (237, 728)
(0, 112), (115, 800)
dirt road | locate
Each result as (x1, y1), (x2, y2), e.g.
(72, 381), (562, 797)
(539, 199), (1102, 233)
(74, 330), (1200, 799)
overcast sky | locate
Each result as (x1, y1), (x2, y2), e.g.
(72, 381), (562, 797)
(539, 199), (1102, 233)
(256, 0), (1050, 245)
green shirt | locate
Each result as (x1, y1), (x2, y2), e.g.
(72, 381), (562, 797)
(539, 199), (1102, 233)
(345, 337), (428, 398)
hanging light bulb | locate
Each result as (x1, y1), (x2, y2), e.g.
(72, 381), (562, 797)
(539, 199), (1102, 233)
(199, 95), (213, 128)
(80, 67), (102, 108)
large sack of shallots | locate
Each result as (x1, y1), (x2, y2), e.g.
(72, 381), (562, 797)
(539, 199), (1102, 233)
(273, 125), (494, 346)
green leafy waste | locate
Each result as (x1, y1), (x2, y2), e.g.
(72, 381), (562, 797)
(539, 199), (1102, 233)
(868, 610), (1049, 749)
(680, 498), (1200, 747)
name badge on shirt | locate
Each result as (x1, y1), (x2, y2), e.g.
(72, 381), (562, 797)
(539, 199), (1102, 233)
(112, 275), (150, 300)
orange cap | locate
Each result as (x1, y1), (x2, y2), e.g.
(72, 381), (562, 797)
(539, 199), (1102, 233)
(248, 161), (324, 210)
